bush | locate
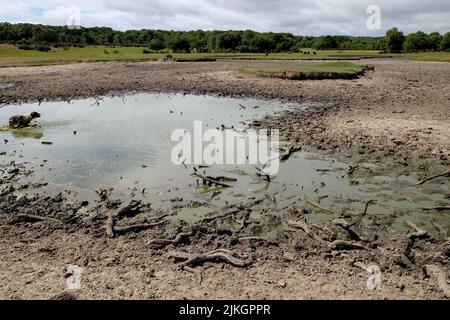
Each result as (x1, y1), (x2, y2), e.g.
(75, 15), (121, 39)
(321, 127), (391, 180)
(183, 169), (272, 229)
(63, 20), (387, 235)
(149, 39), (164, 52)
(34, 44), (51, 52)
(385, 27), (405, 53)
(167, 36), (191, 53)
(236, 45), (250, 53)
(17, 44), (33, 50)
(441, 32), (450, 51)
(403, 31), (429, 52)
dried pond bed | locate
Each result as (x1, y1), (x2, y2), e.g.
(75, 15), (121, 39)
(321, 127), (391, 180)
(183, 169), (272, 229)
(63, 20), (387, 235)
(0, 59), (449, 299)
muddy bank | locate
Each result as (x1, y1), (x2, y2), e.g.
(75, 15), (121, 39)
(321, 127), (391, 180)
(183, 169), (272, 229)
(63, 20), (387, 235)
(0, 58), (450, 299)
(1, 58), (449, 173)
(0, 159), (449, 299)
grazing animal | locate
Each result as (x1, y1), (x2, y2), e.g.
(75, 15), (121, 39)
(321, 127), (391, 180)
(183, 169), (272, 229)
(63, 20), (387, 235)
(9, 112), (41, 129)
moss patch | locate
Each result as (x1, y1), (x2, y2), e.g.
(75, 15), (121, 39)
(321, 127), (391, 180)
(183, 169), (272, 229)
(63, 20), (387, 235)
(239, 62), (373, 80)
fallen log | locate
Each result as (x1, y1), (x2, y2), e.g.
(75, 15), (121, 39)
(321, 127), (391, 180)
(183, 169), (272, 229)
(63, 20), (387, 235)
(192, 172), (232, 188)
(149, 229), (194, 248)
(105, 200), (147, 237)
(330, 240), (366, 250)
(306, 199), (335, 214)
(114, 220), (167, 235)
(332, 219), (362, 241)
(287, 219), (324, 243)
(168, 249), (252, 268)
(406, 221), (429, 240)
(199, 208), (240, 223)
(416, 170), (450, 186)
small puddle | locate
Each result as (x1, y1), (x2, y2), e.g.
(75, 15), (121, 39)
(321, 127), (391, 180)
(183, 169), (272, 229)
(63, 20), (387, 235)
(0, 93), (449, 231)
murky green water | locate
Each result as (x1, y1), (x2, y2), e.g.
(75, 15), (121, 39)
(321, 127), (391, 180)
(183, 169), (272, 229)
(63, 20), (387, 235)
(0, 93), (449, 229)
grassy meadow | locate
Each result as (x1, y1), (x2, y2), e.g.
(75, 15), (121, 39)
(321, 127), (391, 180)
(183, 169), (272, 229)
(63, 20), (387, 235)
(0, 44), (449, 67)
(239, 62), (371, 79)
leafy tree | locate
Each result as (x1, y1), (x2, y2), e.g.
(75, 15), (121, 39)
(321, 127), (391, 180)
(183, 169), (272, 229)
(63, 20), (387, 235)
(403, 31), (429, 52)
(312, 36), (338, 49)
(149, 38), (164, 52)
(427, 32), (443, 51)
(32, 25), (57, 43)
(167, 36), (191, 52)
(441, 32), (450, 51)
(2, 22), (449, 54)
(251, 34), (275, 52)
(217, 31), (242, 51)
(385, 27), (405, 53)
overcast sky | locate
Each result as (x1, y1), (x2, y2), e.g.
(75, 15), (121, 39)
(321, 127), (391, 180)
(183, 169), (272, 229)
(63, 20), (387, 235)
(1, 0), (449, 36)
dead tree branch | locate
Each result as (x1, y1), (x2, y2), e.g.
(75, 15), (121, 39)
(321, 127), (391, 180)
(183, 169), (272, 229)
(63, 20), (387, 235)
(168, 249), (252, 268)
(114, 220), (167, 235)
(306, 199), (335, 214)
(149, 229), (195, 248)
(287, 219), (324, 243)
(332, 218), (362, 241)
(416, 170), (450, 186)
(330, 240), (366, 250)
(406, 221), (429, 240)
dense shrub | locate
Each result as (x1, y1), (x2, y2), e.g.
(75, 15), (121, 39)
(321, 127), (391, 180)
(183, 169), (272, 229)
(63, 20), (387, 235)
(441, 32), (450, 51)
(17, 44), (33, 50)
(34, 44), (51, 52)
(385, 28), (405, 53)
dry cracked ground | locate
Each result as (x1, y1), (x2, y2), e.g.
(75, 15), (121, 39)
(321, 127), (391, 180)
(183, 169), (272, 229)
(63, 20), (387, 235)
(0, 58), (449, 299)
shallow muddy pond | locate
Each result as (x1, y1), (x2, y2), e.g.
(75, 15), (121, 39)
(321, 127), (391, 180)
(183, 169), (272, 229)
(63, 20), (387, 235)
(1, 93), (449, 229)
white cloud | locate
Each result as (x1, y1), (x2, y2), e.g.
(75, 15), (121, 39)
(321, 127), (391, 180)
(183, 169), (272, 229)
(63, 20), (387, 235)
(0, 0), (449, 35)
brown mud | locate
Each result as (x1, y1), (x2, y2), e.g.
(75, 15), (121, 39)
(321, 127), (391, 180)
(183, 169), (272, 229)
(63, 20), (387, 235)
(0, 58), (449, 299)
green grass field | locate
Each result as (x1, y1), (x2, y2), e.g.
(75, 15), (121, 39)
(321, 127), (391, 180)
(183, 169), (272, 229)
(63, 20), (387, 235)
(0, 45), (388, 67)
(401, 51), (450, 62)
(239, 62), (371, 79)
(0, 44), (449, 67)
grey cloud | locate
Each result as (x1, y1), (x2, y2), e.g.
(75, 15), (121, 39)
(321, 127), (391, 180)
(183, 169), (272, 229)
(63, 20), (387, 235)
(2, 0), (450, 35)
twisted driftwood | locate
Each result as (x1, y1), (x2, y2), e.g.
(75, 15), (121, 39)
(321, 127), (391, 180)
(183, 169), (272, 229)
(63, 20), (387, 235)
(406, 221), (429, 240)
(105, 200), (158, 237)
(287, 219), (324, 243)
(330, 240), (366, 250)
(168, 249), (252, 268)
(332, 218), (362, 241)
(149, 228), (195, 248)
(415, 170), (450, 186)
(306, 199), (335, 214)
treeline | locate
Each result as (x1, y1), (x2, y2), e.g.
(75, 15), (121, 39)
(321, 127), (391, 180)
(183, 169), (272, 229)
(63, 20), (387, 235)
(385, 28), (450, 52)
(0, 23), (385, 52)
(0, 22), (449, 53)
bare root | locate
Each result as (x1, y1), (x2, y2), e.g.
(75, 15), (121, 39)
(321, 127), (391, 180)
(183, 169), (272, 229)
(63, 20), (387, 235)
(149, 228), (195, 248)
(168, 249), (252, 268)
(287, 219), (324, 243)
(415, 170), (450, 186)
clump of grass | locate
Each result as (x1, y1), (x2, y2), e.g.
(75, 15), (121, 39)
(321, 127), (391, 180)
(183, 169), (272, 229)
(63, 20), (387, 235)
(239, 62), (373, 80)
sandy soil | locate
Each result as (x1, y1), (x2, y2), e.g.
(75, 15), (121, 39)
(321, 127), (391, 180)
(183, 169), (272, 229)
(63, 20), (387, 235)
(0, 58), (449, 299)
